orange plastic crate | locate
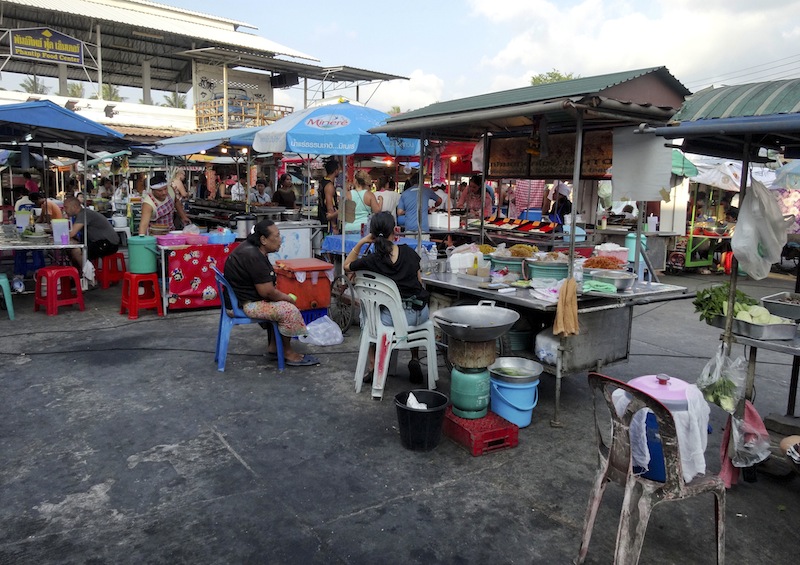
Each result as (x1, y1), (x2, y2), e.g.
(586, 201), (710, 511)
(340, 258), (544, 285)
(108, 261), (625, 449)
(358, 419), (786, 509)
(443, 406), (519, 456)
(274, 258), (334, 310)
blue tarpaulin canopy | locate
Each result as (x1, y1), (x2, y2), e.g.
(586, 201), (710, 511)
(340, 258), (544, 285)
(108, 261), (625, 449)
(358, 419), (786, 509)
(0, 100), (126, 146)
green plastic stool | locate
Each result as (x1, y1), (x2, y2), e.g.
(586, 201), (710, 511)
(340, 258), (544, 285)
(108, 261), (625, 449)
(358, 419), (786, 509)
(0, 273), (14, 320)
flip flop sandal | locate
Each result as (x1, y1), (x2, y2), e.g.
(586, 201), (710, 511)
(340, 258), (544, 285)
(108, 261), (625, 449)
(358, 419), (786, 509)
(286, 354), (321, 367)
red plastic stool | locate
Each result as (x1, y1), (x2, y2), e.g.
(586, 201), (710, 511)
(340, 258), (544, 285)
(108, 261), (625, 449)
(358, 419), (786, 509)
(93, 252), (127, 289)
(120, 272), (163, 319)
(34, 266), (85, 316)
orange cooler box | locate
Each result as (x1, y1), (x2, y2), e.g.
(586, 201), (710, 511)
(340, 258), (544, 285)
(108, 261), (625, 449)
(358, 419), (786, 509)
(274, 258), (334, 310)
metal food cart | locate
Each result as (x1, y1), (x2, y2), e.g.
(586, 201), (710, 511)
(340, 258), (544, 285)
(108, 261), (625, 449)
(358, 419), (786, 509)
(371, 67), (693, 426)
(422, 272), (688, 426)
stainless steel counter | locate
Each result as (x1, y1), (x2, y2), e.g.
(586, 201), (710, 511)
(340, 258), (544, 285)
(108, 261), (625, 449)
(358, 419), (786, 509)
(422, 271), (690, 426)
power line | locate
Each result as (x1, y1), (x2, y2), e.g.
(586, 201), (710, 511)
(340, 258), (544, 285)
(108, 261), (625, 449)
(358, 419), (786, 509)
(684, 53), (800, 90)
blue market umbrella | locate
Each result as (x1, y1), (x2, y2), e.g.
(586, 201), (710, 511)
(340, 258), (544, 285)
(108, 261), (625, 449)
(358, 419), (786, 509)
(252, 101), (419, 157)
(253, 101), (421, 256)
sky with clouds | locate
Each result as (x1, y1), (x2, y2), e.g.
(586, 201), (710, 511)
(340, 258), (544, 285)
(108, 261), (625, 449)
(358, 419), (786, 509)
(169, 0), (800, 112)
(6, 0), (800, 112)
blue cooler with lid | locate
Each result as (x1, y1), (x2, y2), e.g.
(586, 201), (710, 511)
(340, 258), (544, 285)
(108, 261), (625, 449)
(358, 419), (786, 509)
(626, 374), (691, 482)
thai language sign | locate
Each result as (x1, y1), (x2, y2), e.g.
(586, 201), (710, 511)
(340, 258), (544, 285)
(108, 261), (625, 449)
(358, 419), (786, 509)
(10, 28), (83, 66)
(488, 131), (612, 179)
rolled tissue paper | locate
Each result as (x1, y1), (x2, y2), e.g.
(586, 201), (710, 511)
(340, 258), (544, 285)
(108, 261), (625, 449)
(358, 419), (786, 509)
(405, 392), (428, 410)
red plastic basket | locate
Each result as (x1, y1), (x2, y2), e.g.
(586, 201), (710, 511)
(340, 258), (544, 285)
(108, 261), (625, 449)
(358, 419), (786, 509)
(443, 406), (519, 456)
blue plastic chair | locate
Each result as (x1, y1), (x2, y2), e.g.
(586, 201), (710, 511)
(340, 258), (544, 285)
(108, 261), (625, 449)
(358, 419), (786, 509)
(210, 265), (285, 372)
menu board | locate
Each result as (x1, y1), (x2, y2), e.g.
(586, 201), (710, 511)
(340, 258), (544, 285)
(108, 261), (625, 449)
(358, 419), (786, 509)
(487, 131), (612, 179)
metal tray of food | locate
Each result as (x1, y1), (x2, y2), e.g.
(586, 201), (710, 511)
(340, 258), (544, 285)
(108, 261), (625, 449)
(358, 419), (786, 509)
(761, 292), (800, 321)
(708, 315), (798, 340)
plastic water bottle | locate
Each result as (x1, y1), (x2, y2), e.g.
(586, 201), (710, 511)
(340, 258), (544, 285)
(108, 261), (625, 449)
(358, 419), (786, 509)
(573, 260), (584, 292)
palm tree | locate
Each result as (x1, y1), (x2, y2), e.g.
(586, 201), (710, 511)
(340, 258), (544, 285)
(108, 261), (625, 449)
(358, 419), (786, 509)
(20, 75), (49, 94)
(162, 92), (187, 109)
(67, 82), (85, 98)
(90, 84), (125, 101)
(388, 105), (402, 116)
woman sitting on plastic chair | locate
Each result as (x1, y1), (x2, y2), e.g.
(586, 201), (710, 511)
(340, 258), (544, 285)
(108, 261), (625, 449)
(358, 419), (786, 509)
(344, 211), (430, 385)
(224, 219), (320, 367)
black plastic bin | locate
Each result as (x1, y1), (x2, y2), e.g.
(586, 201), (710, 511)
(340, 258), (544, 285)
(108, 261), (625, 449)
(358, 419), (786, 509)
(394, 390), (449, 451)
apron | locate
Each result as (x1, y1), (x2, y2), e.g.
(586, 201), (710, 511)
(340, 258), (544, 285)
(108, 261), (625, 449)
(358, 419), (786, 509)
(151, 195), (176, 232)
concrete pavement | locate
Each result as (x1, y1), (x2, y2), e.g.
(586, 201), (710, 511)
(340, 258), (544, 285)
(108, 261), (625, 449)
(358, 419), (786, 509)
(0, 269), (798, 564)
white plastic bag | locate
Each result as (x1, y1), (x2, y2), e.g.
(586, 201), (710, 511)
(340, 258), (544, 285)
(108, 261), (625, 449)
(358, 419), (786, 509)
(698, 343), (746, 413)
(298, 315), (343, 346)
(534, 326), (559, 365)
(730, 415), (771, 468)
(731, 178), (794, 280)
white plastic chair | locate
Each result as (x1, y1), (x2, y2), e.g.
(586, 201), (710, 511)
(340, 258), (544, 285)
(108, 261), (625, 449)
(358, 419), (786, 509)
(353, 271), (439, 400)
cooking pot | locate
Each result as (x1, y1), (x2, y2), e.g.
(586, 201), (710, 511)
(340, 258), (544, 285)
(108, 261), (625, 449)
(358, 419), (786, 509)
(432, 300), (520, 342)
(232, 214), (257, 239)
(281, 209), (301, 221)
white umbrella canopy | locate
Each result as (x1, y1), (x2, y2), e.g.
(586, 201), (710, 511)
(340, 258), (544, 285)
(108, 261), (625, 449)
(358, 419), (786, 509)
(687, 154), (776, 191)
(772, 159), (800, 190)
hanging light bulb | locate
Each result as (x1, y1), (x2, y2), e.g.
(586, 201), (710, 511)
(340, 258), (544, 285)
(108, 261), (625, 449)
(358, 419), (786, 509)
(220, 146), (228, 154)
(240, 148), (248, 155)
(450, 155), (458, 163)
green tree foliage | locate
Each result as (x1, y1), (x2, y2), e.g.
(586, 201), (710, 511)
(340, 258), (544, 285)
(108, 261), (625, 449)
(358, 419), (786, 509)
(67, 82), (85, 98)
(530, 69), (579, 85)
(161, 92), (187, 108)
(388, 105), (402, 115)
(20, 75), (49, 94)
(90, 84), (125, 101)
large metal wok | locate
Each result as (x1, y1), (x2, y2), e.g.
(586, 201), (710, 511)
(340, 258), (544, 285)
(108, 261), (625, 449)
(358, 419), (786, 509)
(432, 300), (519, 342)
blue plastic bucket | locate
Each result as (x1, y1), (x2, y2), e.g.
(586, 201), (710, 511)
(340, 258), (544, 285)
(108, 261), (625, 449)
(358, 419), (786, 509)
(490, 377), (540, 428)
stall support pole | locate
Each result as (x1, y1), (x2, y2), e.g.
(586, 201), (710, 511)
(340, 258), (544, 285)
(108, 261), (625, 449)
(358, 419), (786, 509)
(479, 131), (490, 246)
(723, 137), (752, 354)
(567, 112), (584, 277)
(414, 131), (428, 253)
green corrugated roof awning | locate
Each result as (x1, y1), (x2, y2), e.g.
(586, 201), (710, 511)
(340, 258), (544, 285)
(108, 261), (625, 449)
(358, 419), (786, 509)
(672, 150), (698, 176)
(393, 67), (689, 121)
(86, 149), (131, 166)
(671, 79), (800, 122)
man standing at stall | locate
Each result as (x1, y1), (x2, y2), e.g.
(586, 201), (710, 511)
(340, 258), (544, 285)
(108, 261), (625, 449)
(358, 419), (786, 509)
(397, 175), (441, 236)
(63, 196), (120, 269)
(317, 160), (340, 235)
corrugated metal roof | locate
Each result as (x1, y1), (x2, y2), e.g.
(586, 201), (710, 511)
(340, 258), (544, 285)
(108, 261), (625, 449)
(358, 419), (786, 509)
(671, 79), (800, 122)
(373, 67), (688, 141)
(125, 0), (255, 30)
(5, 0), (318, 61)
(394, 67), (689, 121)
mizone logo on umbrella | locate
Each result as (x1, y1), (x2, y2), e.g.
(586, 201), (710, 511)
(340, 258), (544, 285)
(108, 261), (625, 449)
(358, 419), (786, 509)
(305, 115), (351, 129)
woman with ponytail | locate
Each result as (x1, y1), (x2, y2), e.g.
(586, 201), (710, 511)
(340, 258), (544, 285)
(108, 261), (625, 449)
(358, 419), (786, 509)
(344, 211), (430, 384)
